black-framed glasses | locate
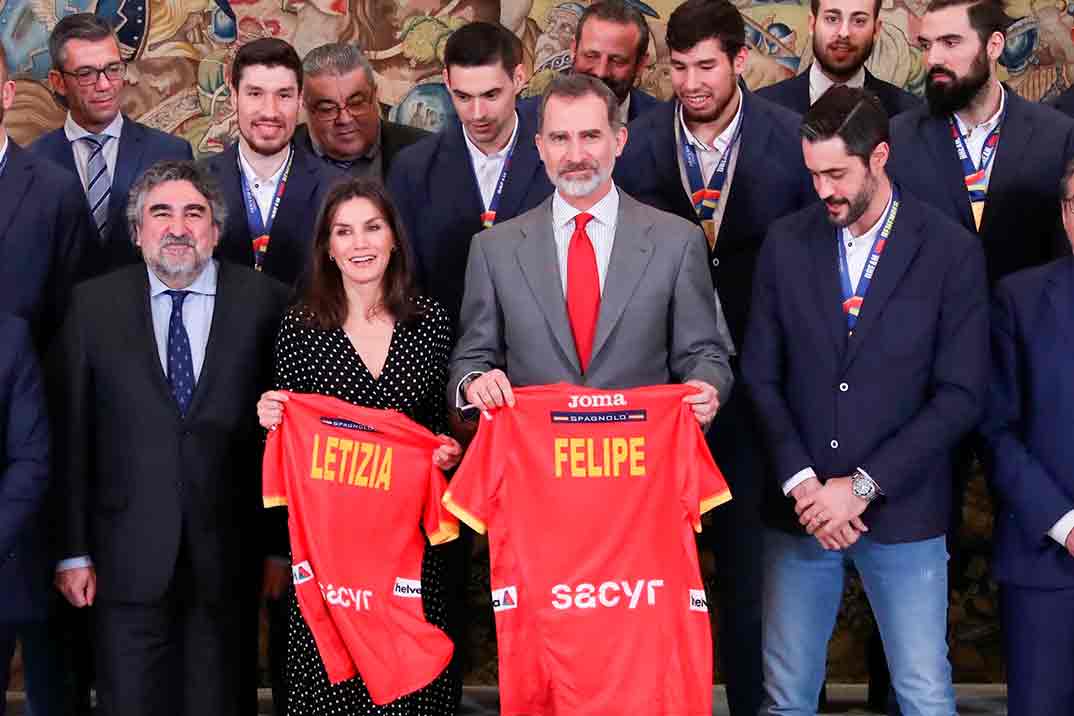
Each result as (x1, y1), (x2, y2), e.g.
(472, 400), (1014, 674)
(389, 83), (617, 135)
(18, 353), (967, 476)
(61, 62), (127, 87)
(308, 95), (375, 122)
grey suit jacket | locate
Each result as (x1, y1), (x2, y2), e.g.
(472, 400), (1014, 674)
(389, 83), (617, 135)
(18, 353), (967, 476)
(448, 190), (734, 402)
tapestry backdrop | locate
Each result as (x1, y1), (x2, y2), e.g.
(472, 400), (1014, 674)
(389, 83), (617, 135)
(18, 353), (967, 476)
(3, 0), (1013, 683)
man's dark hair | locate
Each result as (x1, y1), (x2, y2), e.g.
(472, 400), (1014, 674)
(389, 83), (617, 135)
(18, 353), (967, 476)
(442, 22), (522, 75)
(231, 38), (303, 93)
(575, 0), (651, 62)
(801, 86), (889, 164)
(809, 0), (883, 19)
(666, 0), (746, 60)
(924, 0), (1014, 44)
(538, 72), (620, 133)
(49, 13), (117, 70)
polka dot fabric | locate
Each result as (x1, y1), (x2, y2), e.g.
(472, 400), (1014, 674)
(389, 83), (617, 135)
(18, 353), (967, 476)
(165, 290), (195, 415)
(272, 296), (461, 715)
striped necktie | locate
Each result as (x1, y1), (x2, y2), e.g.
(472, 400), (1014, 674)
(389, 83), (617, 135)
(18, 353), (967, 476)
(82, 134), (112, 235)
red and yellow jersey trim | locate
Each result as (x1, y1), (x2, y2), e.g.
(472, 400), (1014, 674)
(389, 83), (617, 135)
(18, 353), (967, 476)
(263, 495), (288, 508)
(427, 519), (461, 546)
(694, 490), (733, 532)
(442, 492), (487, 535)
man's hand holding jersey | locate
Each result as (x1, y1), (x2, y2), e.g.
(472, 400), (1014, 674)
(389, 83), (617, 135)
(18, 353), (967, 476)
(257, 391), (463, 472)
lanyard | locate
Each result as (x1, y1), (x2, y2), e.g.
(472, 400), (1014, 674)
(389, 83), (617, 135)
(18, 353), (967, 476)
(680, 101), (743, 249)
(837, 186), (900, 332)
(479, 141), (516, 229)
(947, 103), (1004, 229)
(239, 145), (294, 271)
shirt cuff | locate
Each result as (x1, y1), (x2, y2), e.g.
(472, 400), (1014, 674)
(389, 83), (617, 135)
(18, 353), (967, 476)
(455, 370), (484, 410)
(783, 467), (817, 496)
(56, 556), (93, 572)
(856, 466), (882, 494)
(1048, 509), (1074, 547)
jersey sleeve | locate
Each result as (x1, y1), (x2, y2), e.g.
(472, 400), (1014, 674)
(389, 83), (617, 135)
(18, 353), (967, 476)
(441, 416), (503, 535)
(424, 462), (460, 545)
(262, 420), (288, 508)
(680, 410), (732, 533)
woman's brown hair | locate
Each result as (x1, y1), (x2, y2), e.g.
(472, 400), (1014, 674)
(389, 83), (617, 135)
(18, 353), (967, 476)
(300, 178), (421, 329)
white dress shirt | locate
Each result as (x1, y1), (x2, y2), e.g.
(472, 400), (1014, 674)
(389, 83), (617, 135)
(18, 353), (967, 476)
(782, 190), (894, 496)
(675, 87), (744, 240)
(551, 186), (619, 295)
(64, 112), (123, 191)
(237, 144), (292, 226)
(808, 62), (866, 105)
(463, 112), (520, 211)
(1050, 511), (1074, 547)
(952, 85), (1006, 188)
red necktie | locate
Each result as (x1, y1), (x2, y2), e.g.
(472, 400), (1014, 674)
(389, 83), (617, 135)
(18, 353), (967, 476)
(566, 212), (599, 373)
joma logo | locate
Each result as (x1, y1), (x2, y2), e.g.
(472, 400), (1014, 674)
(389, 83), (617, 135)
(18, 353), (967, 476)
(567, 393), (627, 408)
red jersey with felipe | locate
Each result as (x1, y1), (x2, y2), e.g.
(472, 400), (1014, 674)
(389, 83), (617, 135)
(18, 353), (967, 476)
(262, 392), (459, 704)
(444, 384), (731, 716)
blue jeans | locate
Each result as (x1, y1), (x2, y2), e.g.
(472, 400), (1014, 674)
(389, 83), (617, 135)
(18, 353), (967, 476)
(760, 529), (955, 716)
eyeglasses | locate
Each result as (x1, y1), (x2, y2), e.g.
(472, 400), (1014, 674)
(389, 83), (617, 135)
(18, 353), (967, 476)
(61, 62), (127, 87)
(309, 95), (375, 122)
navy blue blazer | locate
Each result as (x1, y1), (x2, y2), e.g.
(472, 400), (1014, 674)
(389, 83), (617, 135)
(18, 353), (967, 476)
(889, 89), (1074, 283)
(30, 116), (193, 278)
(518, 85), (660, 128)
(0, 314), (50, 622)
(1048, 85), (1074, 119)
(386, 111), (554, 322)
(613, 90), (814, 347)
(981, 257), (1074, 588)
(755, 67), (920, 119)
(0, 141), (92, 350)
(201, 142), (344, 287)
(742, 191), (989, 543)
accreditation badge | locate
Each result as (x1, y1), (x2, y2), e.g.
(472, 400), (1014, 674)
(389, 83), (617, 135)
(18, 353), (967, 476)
(701, 220), (717, 251)
(971, 201), (985, 231)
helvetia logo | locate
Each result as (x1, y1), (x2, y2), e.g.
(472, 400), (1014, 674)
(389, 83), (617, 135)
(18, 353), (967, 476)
(491, 586), (518, 612)
(393, 577), (423, 598)
(292, 561), (314, 585)
(689, 589), (708, 613)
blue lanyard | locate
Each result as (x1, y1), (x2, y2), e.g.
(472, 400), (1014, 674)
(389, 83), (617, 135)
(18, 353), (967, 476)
(239, 145), (294, 239)
(947, 103), (1005, 204)
(479, 140), (517, 229)
(679, 99), (743, 222)
(837, 186), (900, 332)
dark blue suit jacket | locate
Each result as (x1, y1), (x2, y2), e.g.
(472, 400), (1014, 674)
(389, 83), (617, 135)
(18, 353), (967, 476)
(1048, 85), (1074, 119)
(755, 67), (920, 119)
(0, 314), (50, 622)
(889, 89), (1074, 283)
(386, 111), (554, 323)
(613, 90), (814, 347)
(518, 85), (660, 128)
(0, 141), (92, 350)
(30, 116), (193, 278)
(742, 192), (989, 543)
(982, 257), (1074, 588)
(201, 142), (344, 287)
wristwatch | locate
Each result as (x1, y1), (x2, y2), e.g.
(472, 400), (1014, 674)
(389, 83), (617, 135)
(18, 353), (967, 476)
(851, 469), (880, 503)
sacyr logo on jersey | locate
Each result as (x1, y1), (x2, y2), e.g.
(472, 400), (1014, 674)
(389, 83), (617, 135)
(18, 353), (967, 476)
(393, 577), (422, 599)
(552, 393), (646, 424)
(319, 583), (373, 611)
(689, 589), (708, 613)
(551, 579), (665, 609)
(292, 560), (314, 585)
(491, 586), (518, 612)
(318, 416), (377, 433)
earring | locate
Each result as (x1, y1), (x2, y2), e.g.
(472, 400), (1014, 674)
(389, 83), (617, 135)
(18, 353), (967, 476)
(329, 255), (336, 263)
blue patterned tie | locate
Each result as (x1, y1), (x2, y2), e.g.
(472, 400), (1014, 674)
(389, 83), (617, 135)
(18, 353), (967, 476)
(165, 290), (195, 416)
(82, 134), (112, 234)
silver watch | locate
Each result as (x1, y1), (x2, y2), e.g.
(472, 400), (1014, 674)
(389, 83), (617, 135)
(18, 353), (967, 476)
(851, 470), (880, 503)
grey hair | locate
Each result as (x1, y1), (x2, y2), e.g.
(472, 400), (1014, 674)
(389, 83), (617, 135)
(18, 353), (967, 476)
(302, 42), (375, 88)
(538, 73), (621, 134)
(126, 160), (229, 243)
(49, 13), (117, 71)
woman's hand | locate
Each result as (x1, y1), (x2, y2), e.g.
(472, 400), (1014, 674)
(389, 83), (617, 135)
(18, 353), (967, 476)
(257, 391), (289, 430)
(432, 434), (463, 472)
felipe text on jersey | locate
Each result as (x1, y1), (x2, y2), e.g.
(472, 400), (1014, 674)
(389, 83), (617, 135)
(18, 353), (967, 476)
(309, 434), (393, 490)
(552, 393), (648, 478)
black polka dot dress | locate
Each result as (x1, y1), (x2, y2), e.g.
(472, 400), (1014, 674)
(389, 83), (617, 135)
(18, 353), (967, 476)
(272, 297), (461, 715)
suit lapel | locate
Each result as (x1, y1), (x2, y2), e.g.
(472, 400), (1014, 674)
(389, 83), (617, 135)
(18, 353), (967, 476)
(121, 267), (181, 415)
(591, 194), (654, 362)
(185, 263), (235, 418)
(215, 144), (250, 259)
(273, 145), (319, 241)
(980, 89), (1031, 235)
(111, 118), (146, 212)
(50, 131), (80, 176)
(443, 121), (488, 221)
(792, 71), (811, 113)
(497, 111), (543, 220)
(809, 210), (849, 357)
(649, 103), (698, 221)
(516, 199), (579, 373)
(718, 92), (770, 247)
(0, 143), (36, 244)
(843, 196), (926, 369)
(1044, 258), (1074, 346)
(920, 113), (975, 231)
